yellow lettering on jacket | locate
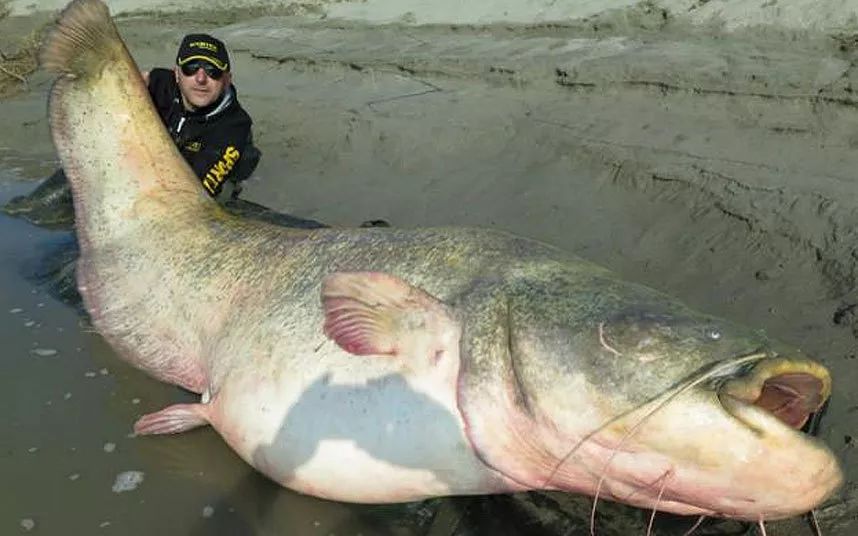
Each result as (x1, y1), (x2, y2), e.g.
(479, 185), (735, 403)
(202, 146), (241, 194)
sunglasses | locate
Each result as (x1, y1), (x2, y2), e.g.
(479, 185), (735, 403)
(180, 60), (224, 80)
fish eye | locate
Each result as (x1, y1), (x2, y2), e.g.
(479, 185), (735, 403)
(706, 329), (722, 341)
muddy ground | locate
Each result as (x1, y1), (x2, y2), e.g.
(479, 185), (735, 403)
(1, 1), (857, 534)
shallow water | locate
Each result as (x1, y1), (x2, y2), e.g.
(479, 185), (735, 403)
(0, 172), (431, 536)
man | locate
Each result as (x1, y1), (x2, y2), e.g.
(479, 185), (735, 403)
(144, 33), (260, 198)
(4, 33), (260, 227)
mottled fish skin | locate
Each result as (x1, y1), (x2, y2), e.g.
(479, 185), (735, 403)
(41, 0), (842, 521)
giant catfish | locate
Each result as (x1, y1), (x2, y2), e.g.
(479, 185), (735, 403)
(40, 0), (841, 527)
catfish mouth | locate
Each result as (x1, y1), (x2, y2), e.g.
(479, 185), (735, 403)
(717, 357), (831, 431)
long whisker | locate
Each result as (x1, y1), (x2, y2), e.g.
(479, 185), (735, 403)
(590, 471), (602, 536)
(758, 518), (767, 536)
(807, 509), (822, 536)
(620, 471), (674, 503)
(681, 515), (707, 536)
(544, 351), (767, 491)
(587, 352), (768, 536)
(646, 470), (672, 536)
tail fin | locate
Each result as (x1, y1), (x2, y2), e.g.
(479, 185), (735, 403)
(40, 0), (124, 79)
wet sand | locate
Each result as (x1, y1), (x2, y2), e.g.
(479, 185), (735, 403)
(1, 0), (858, 534)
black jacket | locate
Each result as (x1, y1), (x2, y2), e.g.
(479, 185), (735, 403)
(147, 68), (260, 197)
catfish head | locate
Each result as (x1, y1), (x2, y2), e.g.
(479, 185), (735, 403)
(455, 264), (843, 522)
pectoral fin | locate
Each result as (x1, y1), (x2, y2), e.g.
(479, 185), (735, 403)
(321, 272), (460, 371)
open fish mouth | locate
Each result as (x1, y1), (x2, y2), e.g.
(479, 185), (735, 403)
(717, 357), (831, 431)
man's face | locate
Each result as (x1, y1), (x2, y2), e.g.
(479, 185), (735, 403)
(174, 61), (231, 110)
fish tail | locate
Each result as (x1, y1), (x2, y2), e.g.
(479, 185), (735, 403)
(41, 0), (207, 235)
(40, 0), (124, 79)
